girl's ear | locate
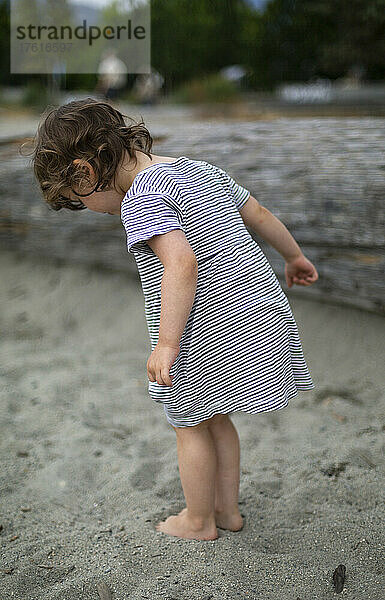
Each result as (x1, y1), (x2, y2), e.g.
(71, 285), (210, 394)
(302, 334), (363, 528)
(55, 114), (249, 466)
(72, 159), (97, 191)
(73, 158), (95, 176)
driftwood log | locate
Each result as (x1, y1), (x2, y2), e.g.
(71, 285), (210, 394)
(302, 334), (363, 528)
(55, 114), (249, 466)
(0, 117), (384, 315)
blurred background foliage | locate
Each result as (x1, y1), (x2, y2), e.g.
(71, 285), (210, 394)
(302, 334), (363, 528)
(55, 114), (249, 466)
(0, 0), (384, 110)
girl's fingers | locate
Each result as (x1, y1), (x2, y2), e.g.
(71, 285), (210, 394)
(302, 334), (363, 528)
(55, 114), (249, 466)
(156, 371), (165, 385)
(148, 361), (172, 386)
(288, 267), (318, 287)
(159, 367), (172, 387)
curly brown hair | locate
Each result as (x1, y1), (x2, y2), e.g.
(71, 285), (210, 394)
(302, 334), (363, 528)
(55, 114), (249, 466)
(20, 97), (153, 211)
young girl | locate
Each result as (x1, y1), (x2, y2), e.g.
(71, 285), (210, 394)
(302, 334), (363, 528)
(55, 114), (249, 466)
(30, 97), (318, 542)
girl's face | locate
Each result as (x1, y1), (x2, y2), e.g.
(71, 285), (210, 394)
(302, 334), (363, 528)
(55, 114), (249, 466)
(63, 186), (124, 215)
(62, 158), (127, 215)
(62, 150), (154, 214)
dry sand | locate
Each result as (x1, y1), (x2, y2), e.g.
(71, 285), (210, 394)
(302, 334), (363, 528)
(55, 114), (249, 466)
(0, 249), (384, 599)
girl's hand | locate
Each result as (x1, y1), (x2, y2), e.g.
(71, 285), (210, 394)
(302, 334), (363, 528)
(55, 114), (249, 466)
(284, 253), (319, 288)
(147, 343), (180, 387)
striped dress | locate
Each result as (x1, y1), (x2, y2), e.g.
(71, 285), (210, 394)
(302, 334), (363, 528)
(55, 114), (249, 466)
(121, 156), (315, 427)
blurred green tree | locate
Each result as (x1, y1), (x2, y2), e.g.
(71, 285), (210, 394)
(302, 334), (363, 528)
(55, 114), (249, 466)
(0, 0), (383, 95)
(254, 0), (385, 87)
(0, 0), (10, 86)
(150, 0), (258, 93)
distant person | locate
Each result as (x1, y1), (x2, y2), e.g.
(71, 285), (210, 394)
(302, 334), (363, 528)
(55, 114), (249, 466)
(219, 64), (247, 88)
(31, 98), (318, 542)
(96, 50), (128, 101)
(133, 69), (164, 105)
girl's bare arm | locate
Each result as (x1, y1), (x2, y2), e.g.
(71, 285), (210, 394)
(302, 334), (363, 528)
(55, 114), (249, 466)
(240, 195), (303, 262)
(147, 229), (198, 348)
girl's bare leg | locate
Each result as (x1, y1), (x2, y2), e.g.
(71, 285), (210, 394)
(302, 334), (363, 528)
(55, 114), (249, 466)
(208, 414), (243, 530)
(155, 417), (218, 541)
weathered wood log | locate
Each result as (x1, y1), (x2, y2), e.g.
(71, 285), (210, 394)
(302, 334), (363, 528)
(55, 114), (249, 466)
(0, 116), (384, 315)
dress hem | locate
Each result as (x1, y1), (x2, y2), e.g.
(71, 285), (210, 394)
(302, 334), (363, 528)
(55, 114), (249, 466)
(162, 383), (315, 428)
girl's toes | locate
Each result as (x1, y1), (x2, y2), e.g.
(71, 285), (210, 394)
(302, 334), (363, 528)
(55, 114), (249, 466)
(155, 521), (164, 532)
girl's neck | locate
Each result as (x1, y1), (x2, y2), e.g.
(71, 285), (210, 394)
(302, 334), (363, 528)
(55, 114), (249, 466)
(117, 151), (176, 193)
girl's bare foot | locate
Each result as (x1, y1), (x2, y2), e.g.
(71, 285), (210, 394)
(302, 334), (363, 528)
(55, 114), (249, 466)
(177, 507), (244, 531)
(155, 507), (218, 541)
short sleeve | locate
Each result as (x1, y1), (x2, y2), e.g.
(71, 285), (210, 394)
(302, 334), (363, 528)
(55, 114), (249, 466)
(214, 166), (251, 211)
(121, 192), (185, 255)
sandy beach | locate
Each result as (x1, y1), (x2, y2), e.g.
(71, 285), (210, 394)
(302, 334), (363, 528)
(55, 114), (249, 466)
(1, 249), (384, 599)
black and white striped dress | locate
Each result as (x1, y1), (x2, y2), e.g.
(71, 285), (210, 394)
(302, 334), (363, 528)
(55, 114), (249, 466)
(121, 156), (315, 427)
